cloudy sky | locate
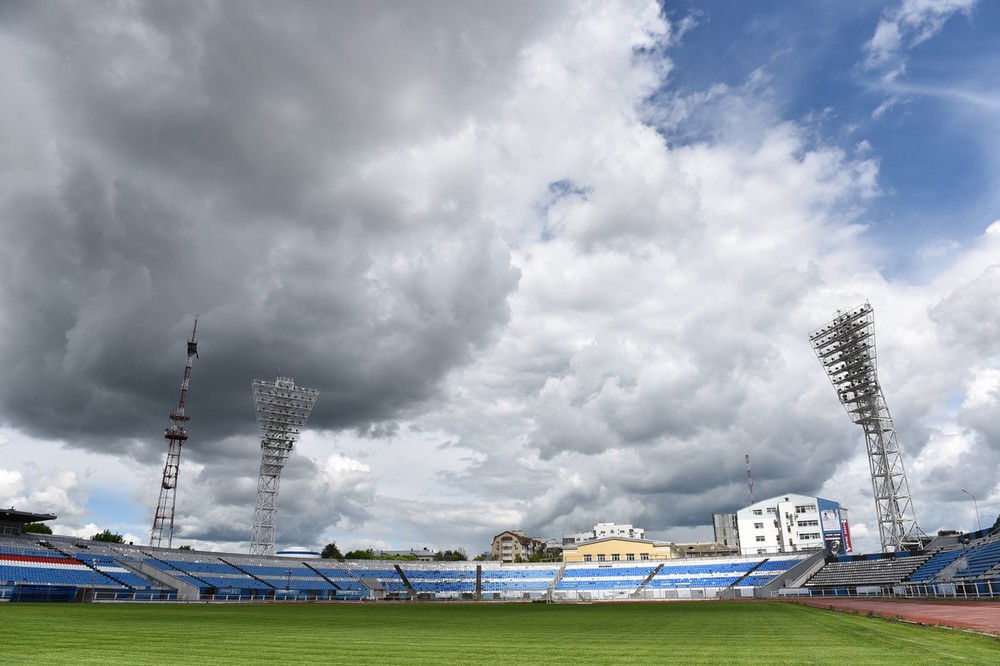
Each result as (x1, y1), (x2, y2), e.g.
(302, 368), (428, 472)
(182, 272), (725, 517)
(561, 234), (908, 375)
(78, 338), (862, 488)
(1, 0), (998, 557)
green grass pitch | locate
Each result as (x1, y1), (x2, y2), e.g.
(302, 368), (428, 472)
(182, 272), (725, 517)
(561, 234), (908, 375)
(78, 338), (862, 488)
(3, 601), (999, 665)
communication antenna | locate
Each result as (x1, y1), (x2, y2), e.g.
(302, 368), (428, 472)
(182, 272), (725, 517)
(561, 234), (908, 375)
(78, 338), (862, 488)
(745, 451), (755, 506)
(809, 303), (921, 552)
(150, 318), (199, 548)
(249, 375), (319, 556)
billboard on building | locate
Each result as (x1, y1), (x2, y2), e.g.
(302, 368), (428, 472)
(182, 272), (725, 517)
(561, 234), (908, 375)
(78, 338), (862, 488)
(818, 498), (846, 555)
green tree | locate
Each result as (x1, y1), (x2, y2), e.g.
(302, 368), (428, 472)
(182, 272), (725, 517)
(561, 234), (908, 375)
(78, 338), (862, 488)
(434, 549), (467, 561)
(91, 529), (125, 543)
(321, 542), (343, 559)
(344, 548), (375, 559)
(178, 545), (193, 551)
(528, 547), (563, 563)
(22, 522), (52, 535)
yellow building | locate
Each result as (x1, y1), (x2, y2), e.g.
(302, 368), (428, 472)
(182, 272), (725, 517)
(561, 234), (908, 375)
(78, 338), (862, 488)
(561, 537), (678, 563)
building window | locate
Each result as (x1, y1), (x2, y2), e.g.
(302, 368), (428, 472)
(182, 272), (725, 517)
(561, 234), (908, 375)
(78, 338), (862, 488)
(597, 554), (606, 562)
(583, 554), (592, 562)
(766, 507), (776, 513)
(752, 509), (763, 516)
(611, 554), (620, 561)
(795, 504), (816, 514)
(754, 522), (764, 529)
(626, 553), (635, 561)
(799, 533), (820, 540)
(640, 553), (649, 560)
(755, 536), (766, 542)
(798, 519), (818, 527)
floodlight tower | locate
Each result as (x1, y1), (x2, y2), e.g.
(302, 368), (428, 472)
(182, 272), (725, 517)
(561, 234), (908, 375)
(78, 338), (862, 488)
(808, 302), (921, 552)
(150, 318), (199, 548)
(249, 375), (318, 556)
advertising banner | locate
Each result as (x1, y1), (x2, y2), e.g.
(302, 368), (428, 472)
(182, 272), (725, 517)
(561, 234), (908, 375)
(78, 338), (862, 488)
(841, 518), (853, 553)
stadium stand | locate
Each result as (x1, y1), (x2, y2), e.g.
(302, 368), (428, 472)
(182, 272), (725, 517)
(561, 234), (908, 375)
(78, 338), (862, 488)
(6, 524), (1000, 603)
(549, 555), (812, 601)
(397, 562), (477, 597)
(480, 563), (560, 599)
(805, 553), (929, 587)
(799, 528), (1000, 597)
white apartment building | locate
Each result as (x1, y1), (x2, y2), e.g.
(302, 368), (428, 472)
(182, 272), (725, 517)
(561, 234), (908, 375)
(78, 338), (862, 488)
(715, 493), (851, 556)
(563, 522), (646, 545)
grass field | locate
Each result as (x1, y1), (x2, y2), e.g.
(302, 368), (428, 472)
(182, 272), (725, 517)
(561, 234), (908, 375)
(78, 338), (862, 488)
(3, 600), (999, 665)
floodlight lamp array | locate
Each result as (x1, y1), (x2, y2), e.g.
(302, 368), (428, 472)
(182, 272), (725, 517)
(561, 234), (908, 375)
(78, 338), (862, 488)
(808, 303), (879, 424)
(252, 377), (319, 446)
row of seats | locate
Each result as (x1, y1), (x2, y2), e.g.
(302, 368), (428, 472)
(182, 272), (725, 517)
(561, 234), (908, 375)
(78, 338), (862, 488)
(807, 556), (929, 587)
(480, 580), (550, 591)
(561, 567), (657, 578)
(0, 563), (122, 586)
(646, 576), (743, 589)
(966, 539), (1000, 577)
(907, 548), (964, 582)
(1, 533), (816, 598)
(808, 532), (1000, 589)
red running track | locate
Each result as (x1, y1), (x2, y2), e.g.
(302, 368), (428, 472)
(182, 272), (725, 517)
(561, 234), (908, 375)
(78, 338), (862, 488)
(789, 598), (1000, 635)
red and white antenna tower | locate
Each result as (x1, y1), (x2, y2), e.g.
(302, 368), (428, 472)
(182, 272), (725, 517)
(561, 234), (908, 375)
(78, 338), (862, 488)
(150, 318), (199, 548)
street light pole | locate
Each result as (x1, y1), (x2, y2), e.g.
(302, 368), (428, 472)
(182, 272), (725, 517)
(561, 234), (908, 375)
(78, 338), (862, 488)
(961, 489), (982, 532)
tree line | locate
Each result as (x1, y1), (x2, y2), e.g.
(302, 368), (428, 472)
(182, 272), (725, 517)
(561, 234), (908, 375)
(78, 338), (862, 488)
(320, 543), (468, 561)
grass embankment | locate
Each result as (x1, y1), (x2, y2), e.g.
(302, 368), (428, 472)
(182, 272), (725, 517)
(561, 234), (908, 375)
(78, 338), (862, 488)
(3, 601), (998, 665)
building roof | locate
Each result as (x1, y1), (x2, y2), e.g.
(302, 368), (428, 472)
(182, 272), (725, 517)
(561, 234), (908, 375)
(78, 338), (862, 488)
(676, 542), (739, 557)
(0, 508), (57, 524)
(493, 530), (545, 545)
(740, 493), (842, 512)
(561, 536), (673, 550)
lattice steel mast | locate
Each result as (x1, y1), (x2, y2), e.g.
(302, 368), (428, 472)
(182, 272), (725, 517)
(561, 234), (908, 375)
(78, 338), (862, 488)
(809, 303), (921, 552)
(249, 376), (318, 556)
(150, 319), (199, 548)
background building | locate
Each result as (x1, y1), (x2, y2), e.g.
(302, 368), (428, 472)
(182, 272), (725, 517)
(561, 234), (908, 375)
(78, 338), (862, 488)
(712, 513), (739, 550)
(491, 530), (547, 562)
(675, 542), (739, 558)
(563, 522), (646, 545)
(561, 537), (676, 563)
(714, 493), (852, 556)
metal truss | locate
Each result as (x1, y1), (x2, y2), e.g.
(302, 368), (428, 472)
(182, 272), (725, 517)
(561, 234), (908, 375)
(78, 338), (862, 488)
(809, 303), (921, 552)
(249, 376), (318, 556)
(150, 319), (199, 549)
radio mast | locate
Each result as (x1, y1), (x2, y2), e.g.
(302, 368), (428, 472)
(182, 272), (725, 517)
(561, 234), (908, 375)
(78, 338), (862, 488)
(150, 319), (199, 548)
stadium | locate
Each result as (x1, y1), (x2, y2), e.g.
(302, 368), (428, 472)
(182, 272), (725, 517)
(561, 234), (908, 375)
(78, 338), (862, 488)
(6, 302), (1000, 663)
(4, 306), (1000, 610)
(4, 504), (1000, 604)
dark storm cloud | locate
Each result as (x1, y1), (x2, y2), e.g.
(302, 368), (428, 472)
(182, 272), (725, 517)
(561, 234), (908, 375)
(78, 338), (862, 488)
(0, 1), (554, 460)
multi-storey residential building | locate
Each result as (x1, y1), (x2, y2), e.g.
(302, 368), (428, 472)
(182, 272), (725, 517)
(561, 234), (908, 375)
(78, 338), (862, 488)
(713, 493), (851, 556)
(491, 530), (547, 563)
